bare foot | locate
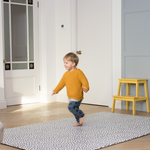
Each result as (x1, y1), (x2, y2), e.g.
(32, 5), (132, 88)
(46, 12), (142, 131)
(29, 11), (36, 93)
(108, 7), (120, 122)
(73, 123), (81, 127)
(79, 115), (86, 126)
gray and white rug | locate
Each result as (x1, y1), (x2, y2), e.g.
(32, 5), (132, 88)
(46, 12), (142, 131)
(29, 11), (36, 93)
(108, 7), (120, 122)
(1, 112), (150, 150)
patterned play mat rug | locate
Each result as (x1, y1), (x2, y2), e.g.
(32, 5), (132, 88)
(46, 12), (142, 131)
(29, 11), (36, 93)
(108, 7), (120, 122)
(1, 112), (150, 150)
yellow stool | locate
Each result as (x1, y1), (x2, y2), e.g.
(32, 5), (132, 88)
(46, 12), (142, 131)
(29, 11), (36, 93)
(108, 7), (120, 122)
(112, 79), (150, 115)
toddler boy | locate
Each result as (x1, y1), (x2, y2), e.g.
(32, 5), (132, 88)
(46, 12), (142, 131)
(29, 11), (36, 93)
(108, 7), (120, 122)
(52, 52), (89, 127)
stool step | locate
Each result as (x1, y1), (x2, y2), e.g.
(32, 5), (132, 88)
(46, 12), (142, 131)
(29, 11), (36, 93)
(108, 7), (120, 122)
(113, 95), (147, 101)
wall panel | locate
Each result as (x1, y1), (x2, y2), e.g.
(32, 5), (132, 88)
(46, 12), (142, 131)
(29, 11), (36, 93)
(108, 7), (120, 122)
(122, 0), (150, 111)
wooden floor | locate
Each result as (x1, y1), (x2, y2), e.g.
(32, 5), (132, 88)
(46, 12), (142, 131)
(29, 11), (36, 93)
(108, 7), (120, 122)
(0, 102), (150, 150)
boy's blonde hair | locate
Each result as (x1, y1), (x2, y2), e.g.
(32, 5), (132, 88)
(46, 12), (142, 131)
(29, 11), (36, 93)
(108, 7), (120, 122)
(63, 52), (79, 66)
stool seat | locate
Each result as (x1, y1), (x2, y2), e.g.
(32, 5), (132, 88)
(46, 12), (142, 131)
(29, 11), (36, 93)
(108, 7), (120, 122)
(112, 79), (150, 115)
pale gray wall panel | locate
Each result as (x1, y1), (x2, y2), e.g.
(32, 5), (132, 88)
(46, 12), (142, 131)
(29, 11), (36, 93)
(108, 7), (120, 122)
(122, 56), (150, 111)
(124, 11), (150, 54)
(124, 56), (150, 78)
(122, 0), (150, 112)
(124, 0), (150, 9)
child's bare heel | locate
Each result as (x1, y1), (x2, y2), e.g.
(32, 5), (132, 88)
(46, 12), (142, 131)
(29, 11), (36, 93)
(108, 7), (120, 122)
(73, 123), (81, 127)
(79, 115), (86, 126)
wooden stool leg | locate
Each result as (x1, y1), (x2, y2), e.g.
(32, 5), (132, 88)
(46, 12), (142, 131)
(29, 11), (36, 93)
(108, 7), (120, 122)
(133, 100), (136, 115)
(117, 81), (121, 96)
(144, 81), (150, 113)
(127, 83), (130, 96)
(136, 82), (139, 97)
(126, 83), (129, 110)
(146, 99), (150, 113)
(126, 101), (129, 110)
(112, 98), (116, 113)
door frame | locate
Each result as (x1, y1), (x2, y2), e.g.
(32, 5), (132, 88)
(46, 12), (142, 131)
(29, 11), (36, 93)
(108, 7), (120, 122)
(0, 0), (6, 109)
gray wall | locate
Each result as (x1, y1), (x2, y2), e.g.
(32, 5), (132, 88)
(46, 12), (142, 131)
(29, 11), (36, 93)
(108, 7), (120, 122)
(122, 0), (150, 111)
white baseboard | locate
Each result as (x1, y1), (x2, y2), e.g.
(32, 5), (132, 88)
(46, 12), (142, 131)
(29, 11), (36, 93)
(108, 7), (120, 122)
(0, 100), (7, 109)
(6, 95), (40, 106)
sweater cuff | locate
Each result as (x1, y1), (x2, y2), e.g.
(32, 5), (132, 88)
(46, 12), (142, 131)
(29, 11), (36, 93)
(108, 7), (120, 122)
(53, 90), (58, 94)
(82, 87), (89, 91)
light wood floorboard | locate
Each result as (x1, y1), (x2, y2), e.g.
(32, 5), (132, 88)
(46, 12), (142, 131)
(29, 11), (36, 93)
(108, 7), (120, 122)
(0, 102), (150, 150)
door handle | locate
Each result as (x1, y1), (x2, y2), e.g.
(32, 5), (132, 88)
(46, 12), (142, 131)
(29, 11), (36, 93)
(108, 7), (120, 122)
(76, 50), (82, 55)
(3, 60), (7, 64)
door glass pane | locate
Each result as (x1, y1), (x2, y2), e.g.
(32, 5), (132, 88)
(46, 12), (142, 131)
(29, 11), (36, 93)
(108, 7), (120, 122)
(11, 4), (27, 61)
(4, 3), (10, 62)
(12, 63), (28, 70)
(28, 6), (34, 61)
(11, 0), (26, 4)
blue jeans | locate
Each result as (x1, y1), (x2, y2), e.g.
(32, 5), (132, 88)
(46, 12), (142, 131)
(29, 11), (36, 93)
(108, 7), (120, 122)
(68, 100), (84, 123)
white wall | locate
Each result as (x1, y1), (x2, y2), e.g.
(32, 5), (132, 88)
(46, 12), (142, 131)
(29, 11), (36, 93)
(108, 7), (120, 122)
(0, 0), (7, 109)
(112, 0), (122, 108)
(39, 0), (57, 103)
(55, 0), (72, 102)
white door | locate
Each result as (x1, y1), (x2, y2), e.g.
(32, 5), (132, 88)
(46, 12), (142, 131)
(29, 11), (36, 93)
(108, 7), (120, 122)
(77, 0), (112, 106)
(3, 0), (40, 105)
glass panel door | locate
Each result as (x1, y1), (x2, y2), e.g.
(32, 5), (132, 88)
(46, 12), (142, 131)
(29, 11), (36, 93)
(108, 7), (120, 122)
(3, 0), (40, 106)
(3, 0), (34, 70)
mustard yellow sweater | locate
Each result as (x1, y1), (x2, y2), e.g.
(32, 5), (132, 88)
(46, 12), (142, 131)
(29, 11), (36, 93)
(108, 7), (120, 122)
(53, 68), (89, 101)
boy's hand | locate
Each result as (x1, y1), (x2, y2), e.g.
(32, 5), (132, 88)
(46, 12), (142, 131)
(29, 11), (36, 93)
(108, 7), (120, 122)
(52, 91), (56, 96)
(83, 88), (88, 93)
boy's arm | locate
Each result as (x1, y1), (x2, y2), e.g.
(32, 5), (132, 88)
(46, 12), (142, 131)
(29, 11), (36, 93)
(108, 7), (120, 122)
(79, 70), (89, 92)
(52, 74), (66, 95)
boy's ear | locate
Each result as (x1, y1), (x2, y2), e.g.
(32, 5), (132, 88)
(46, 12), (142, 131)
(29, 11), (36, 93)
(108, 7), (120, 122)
(72, 62), (76, 67)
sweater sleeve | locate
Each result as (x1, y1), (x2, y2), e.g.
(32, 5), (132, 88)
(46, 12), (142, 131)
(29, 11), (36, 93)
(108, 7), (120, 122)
(53, 73), (66, 93)
(79, 70), (89, 91)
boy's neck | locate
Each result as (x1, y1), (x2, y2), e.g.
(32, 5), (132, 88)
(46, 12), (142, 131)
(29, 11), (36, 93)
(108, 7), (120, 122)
(69, 67), (76, 72)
